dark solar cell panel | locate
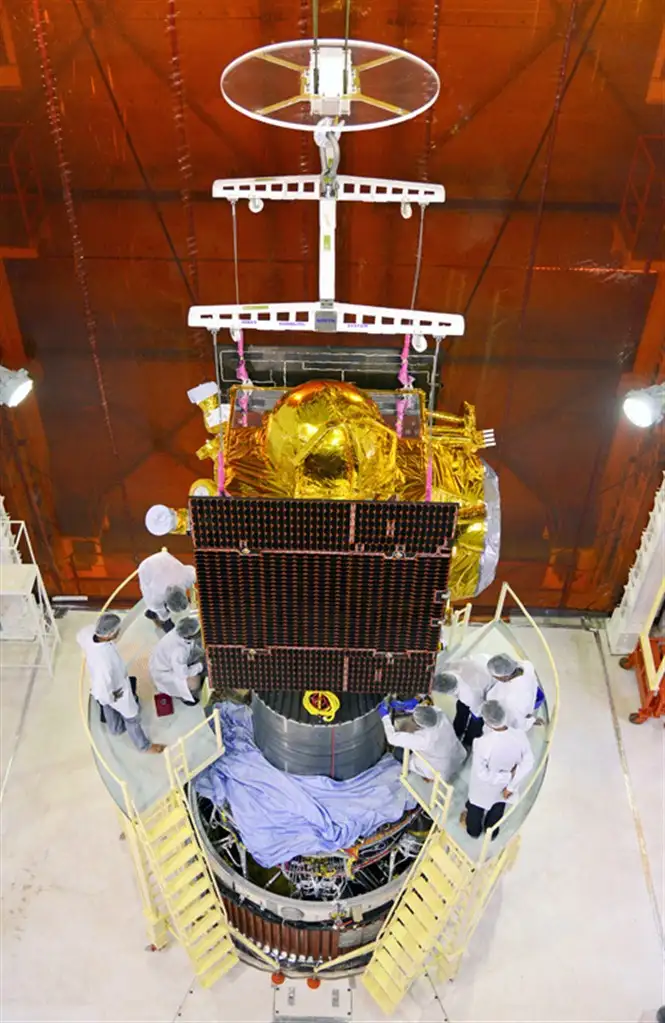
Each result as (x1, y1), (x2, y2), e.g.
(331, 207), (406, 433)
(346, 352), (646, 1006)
(196, 550), (447, 651)
(190, 497), (456, 555)
(207, 648), (438, 695)
(191, 497), (457, 695)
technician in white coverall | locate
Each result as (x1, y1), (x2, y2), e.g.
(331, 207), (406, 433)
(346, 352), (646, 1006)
(138, 546), (196, 632)
(433, 666), (492, 748)
(463, 700), (534, 839)
(78, 613), (165, 754)
(484, 653), (540, 731)
(149, 616), (206, 705)
(378, 703), (466, 783)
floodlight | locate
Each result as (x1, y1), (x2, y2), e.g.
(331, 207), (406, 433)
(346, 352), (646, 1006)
(622, 383), (665, 428)
(0, 366), (33, 408)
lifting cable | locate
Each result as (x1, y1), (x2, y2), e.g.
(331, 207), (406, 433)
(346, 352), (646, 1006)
(396, 204), (426, 436)
(312, 0), (320, 94)
(342, 0), (351, 95)
(31, 0), (138, 560)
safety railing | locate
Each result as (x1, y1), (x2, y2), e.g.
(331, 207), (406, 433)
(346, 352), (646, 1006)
(79, 560), (221, 819)
(399, 750), (453, 826)
(163, 708), (223, 790)
(396, 580), (559, 868)
(443, 601), (472, 654)
(640, 576), (665, 692)
(78, 568), (140, 820)
(473, 581), (560, 865)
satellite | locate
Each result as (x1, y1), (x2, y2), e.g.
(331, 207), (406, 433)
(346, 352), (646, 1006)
(144, 28), (501, 978)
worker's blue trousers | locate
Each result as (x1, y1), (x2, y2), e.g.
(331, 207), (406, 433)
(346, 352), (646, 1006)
(101, 703), (151, 751)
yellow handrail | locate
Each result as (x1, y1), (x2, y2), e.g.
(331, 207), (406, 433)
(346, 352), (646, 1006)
(78, 567), (140, 819)
(639, 576), (665, 692)
(474, 581), (560, 864)
(79, 561), (222, 817)
(395, 580), (559, 866)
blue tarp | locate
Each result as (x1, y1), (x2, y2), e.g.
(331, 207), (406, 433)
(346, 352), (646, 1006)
(195, 703), (416, 867)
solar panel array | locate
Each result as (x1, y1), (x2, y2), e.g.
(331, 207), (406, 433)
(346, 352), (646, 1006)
(191, 497), (457, 695)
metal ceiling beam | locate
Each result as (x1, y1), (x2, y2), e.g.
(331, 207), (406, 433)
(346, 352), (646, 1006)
(21, 189), (620, 214)
(34, 345), (627, 372)
(92, 407), (202, 502)
(89, 0), (254, 169)
(547, 0), (654, 136)
(429, 4), (569, 153)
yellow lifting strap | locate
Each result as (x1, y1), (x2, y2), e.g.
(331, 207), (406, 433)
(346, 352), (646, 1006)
(303, 690), (341, 723)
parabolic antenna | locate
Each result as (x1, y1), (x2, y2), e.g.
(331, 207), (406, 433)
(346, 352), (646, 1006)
(220, 39), (440, 132)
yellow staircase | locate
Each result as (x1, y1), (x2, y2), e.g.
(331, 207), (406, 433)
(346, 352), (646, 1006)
(135, 789), (239, 987)
(362, 828), (475, 1014)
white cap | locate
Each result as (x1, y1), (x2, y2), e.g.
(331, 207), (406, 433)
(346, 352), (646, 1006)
(145, 504), (177, 536)
(187, 382), (218, 406)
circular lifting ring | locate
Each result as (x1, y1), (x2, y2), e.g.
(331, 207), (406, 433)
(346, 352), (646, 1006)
(303, 690), (341, 723)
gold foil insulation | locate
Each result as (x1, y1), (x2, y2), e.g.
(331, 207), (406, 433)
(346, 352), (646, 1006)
(186, 380), (497, 599)
(263, 381), (398, 501)
(171, 507), (189, 535)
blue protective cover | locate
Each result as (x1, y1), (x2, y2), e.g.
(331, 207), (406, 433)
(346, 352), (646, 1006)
(195, 703), (416, 867)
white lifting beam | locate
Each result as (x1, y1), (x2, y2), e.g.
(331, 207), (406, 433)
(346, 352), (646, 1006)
(212, 175), (445, 205)
(187, 300), (465, 338)
(197, 126), (462, 340)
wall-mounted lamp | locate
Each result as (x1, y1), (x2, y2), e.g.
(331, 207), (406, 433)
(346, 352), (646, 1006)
(0, 366), (33, 408)
(622, 383), (665, 428)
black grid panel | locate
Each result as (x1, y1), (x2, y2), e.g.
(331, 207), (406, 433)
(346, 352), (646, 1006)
(207, 647), (438, 695)
(192, 497), (457, 695)
(190, 497), (457, 556)
(191, 498), (350, 553)
(196, 550), (448, 652)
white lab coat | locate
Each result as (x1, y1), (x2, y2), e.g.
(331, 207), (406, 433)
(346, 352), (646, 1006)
(444, 654), (494, 715)
(138, 552), (196, 620)
(149, 629), (204, 703)
(486, 660), (538, 731)
(382, 709), (466, 782)
(467, 726), (534, 810)
(77, 624), (139, 719)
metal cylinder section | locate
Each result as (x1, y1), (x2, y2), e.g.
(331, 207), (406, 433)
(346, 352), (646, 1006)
(251, 691), (385, 780)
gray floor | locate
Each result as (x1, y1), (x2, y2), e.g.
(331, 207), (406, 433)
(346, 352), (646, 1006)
(1, 613), (662, 1022)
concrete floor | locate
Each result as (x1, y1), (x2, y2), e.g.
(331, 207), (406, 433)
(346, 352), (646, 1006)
(1, 612), (663, 1022)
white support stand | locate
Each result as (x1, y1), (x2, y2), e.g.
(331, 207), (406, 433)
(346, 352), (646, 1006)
(319, 195), (337, 301)
(607, 472), (665, 655)
(194, 131), (462, 343)
(0, 502), (60, 678)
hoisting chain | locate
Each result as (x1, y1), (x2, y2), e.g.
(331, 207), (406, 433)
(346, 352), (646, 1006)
(31, 0), (139, 559)
(30, 0), (117, 461)
(165, 0), (211, 362)
(165, 0), (199, 301)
